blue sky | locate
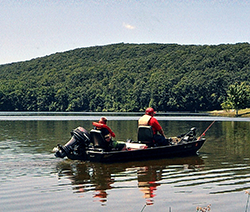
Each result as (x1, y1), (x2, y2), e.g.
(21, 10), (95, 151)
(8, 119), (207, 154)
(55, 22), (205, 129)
(1, 0), (250, 65)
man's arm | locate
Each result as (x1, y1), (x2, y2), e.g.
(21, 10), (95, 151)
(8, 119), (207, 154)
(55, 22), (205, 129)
(151, 117), (167, 138)
(159, 128), (167, 138)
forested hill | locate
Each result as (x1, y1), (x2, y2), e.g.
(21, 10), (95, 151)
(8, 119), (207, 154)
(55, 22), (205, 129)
(0, 42), (249, 112)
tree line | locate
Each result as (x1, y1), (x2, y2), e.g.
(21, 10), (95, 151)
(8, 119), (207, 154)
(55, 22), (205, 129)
(0, 42), (249, 112)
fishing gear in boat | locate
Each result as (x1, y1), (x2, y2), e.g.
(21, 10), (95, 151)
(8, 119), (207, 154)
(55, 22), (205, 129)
(176, 127), (197, 142)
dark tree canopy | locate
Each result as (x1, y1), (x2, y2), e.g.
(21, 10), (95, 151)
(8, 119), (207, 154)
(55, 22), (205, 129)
(0, 42), (250, 112)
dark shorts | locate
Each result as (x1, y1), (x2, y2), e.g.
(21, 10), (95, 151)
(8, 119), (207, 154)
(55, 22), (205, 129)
(153, 134), (169, 146)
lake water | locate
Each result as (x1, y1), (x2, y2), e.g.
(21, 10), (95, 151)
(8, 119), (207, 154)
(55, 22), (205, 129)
(1, 112), (250, 212)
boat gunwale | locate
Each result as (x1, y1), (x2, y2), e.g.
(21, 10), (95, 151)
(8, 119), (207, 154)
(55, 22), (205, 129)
(86, 138), (206, 155)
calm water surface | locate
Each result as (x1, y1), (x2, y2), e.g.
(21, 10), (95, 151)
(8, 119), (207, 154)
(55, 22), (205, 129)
(0, 113), (250, 212)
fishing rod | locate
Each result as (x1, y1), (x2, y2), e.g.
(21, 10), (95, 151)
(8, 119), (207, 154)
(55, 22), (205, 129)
(197, 120), (215, 140)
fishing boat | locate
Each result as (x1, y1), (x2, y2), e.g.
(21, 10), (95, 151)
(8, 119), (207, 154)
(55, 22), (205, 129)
(54, 125), (207, 163)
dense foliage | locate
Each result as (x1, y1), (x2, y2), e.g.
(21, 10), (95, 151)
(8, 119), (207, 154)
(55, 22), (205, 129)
(0, 43), (250, 112)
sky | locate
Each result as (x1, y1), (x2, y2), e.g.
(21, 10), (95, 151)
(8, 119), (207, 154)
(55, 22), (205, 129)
(1, 0), (250, 65)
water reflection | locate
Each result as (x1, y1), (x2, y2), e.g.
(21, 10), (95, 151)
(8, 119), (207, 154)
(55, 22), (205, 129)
(1, 116), (250, 211)
(222, 121), (250, 157)
(202, 121), (250, 164)
(137, 165), (162, 205)
(56, 156), (204, 206)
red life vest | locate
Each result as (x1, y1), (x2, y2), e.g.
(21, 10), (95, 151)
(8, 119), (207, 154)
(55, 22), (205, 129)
(92, 122), (116, 137)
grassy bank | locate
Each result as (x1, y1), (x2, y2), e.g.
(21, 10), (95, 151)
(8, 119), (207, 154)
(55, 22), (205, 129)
(209, 108), (250, 117)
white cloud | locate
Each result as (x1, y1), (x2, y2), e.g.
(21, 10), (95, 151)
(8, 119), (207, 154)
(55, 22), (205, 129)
(123, 23), (135, 29)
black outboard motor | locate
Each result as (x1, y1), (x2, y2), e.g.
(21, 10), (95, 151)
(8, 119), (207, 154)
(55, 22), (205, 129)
(54, 127), (91, 159)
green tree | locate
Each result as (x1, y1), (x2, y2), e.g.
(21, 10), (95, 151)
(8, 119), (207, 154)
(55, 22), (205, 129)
(221, 82), (250, 116)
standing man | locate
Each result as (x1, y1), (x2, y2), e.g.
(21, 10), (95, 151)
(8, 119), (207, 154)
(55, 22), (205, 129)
(138, 108), (169, 146)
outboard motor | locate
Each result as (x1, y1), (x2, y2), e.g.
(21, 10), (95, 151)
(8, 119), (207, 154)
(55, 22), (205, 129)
(54, 127), (91, 158)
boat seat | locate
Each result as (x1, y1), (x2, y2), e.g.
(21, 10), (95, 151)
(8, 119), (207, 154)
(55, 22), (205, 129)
(90, 129), (107, 149)
(137, 126), (154, 146)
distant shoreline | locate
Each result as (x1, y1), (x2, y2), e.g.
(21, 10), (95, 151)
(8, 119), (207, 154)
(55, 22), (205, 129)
(209, 108), (250, 117)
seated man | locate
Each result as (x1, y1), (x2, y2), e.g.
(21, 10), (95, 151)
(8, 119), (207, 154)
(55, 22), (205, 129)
(138, 108), (169, 146)
(92, 117), (126, 151)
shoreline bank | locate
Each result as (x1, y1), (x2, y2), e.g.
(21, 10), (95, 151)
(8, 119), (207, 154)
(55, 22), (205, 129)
(209, 108), (250, 117)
